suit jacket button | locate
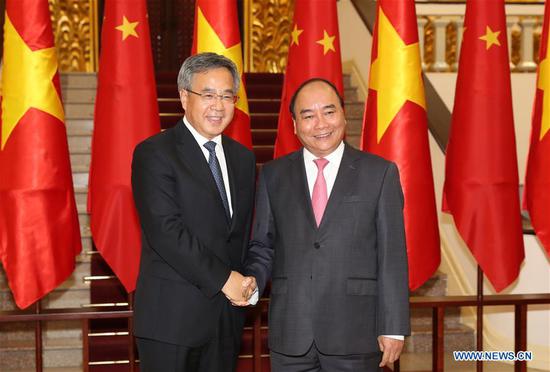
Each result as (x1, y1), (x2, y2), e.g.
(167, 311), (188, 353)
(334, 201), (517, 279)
(226, 238), (231, 243)
(314, 242), (320, 249)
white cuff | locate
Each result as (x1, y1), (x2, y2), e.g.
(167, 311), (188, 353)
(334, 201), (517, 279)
(247, 288), (259, 305)
(381, 335), (404, 341)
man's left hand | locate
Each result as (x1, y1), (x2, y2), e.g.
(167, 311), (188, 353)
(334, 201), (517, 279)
(378, 336), (404, 367)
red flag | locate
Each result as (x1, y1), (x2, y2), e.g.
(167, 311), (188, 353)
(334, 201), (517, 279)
(362, 0), (440, 291)
(192, 0), (252, 149)
(0, 0), (81, 309)
(443, 0), (524, 292)
(88, 0), (160, 292)
(524, 0), (550, 256)
(274, 0), (344, 158)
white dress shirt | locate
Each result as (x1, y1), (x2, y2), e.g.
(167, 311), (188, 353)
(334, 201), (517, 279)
(303, 141), (345, 198)
(303, 142), (404, 342)
(183, 116), (233, 216)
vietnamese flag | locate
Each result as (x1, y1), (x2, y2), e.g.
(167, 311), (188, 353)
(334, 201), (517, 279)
(274, 0), (344, 158)
(443, 0), (524, 292)
(0, 0), (82, 309)
(192, 0), (252, 149)
(362, 0), (440, 291)
(88, 0), (160, 292)
(524, 0), (550, 256)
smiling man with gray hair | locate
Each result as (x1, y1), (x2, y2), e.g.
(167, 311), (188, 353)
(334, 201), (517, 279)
(131, 52), (256, 372)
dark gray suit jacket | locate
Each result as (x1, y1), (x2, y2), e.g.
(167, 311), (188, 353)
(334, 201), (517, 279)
(131, 120), (255, 346)
(245, 143), (410, 356)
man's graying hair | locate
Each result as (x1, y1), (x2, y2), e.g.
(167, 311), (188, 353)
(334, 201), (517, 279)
(177, 52), (240, 94)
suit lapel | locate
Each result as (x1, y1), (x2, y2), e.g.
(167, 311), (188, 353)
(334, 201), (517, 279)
(175, 121), (230, 225)
(319, 144), (360, 229)
(290, 149), (318, 230)
(222, 136), (238, 231)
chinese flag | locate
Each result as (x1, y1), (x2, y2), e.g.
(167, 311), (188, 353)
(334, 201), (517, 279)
(274, 0), (344, 158)
(0, 0), (81, 309)
(192, 0), (252, 149)
(362, 0), (440, 291)
(443, 0), (524, 292)
(524, 0), (550, 256)
(88, 0), (160, 292)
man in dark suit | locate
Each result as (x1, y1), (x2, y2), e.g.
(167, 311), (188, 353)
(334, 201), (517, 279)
(131, 53), (256, 372)
(244, 78), (410, 371)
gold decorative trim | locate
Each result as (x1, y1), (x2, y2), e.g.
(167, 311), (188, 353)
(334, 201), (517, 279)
(244, 0), (251, 72)
(416, 0), (544, 3)
(533, 22), (542, 64)
(423, 17), (435, 70)
(445, 21), (457, 68)
(48, 0), (97, 72)
(511, 24), (522, 68)
(246, 0), (295, 73)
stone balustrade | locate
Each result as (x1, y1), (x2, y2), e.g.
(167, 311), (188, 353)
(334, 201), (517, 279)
(415, 2), (545, 72)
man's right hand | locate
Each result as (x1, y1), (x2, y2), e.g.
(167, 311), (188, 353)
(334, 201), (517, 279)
(378, 336), (404, 367)
(222, 271), (246, 301)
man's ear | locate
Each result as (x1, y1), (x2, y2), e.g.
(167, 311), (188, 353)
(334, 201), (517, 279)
(293, 119), (297, 135)
(179, 90), (188, 112)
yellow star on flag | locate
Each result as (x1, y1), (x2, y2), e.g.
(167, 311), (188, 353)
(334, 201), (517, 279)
(369, 8), (426, 143)
(479, 26), (501, 50)
(316, 30), (336, 55)
(116, 16), (139, 40)
(195, 7), (249, 114)
(1, 15), (64, 150)
(291, 24), (304, 46)
(537, 33), (550, 140)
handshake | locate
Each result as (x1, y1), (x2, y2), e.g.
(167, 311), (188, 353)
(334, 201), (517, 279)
(221, 271), (258, 307)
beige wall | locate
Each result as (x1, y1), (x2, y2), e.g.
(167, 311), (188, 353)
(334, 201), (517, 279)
(338, 0), (371, 100)
(337, 1), (550, 369)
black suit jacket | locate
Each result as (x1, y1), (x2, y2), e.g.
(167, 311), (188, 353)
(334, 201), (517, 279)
(245, 144), (410, 356)
(131, 120), (255, 346)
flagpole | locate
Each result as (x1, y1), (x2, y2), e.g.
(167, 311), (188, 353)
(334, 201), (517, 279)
(35, 300), (43, 372)
(128, 292), (135, 372)
(477, 265), (484, 372)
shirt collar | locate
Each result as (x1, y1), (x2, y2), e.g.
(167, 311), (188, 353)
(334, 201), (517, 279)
(303, 141), (345, 165)
(183, 116), (223, 148)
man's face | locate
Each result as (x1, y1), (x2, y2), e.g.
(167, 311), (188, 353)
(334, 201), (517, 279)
(179, 67), (235, 139)
(293, 81), (346, 158)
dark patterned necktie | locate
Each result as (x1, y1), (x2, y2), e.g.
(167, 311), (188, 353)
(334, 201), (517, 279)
(203, 141), (231, 222)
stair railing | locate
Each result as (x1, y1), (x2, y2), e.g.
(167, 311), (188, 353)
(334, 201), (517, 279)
(1, 293), (549, 371)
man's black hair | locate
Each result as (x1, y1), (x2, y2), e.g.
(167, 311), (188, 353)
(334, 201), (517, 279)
(289, 77), (345, 119)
